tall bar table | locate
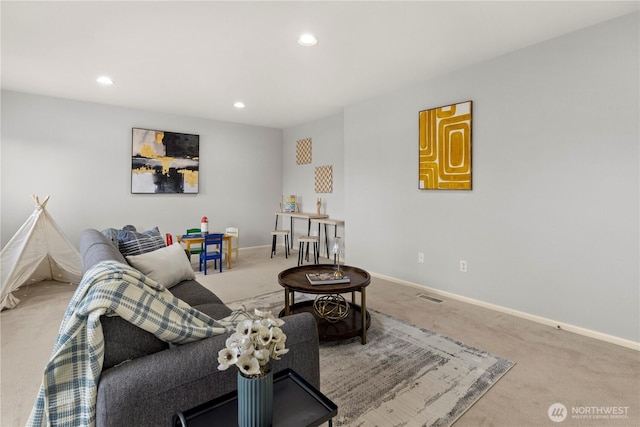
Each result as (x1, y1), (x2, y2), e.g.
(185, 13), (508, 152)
(275, 212), (328, 249)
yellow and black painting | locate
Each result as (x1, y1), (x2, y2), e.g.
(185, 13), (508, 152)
(419, 101), (472, 190)
(131, 128), (199, 194)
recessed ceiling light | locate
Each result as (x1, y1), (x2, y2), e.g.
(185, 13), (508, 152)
(298, 33), (317, 47)
(96, 76), (114, 85)
(234, 101), (245, 109)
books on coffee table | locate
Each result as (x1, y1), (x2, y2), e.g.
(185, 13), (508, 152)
(306, 272), (351, 285)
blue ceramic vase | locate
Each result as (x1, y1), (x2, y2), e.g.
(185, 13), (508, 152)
(237, 370), (273, 427)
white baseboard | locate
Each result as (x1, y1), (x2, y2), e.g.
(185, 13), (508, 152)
(370, 272), (640, 352)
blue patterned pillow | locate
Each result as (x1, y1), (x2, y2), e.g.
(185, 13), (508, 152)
(117, 227), (165, 257)
(100, 228), (119, 249)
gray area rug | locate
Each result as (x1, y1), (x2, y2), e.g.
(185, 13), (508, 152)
(229, 291), (515, 427)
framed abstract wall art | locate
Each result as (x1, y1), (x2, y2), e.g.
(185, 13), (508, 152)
(418, 101), (472, 190)
(131, 128), (199, 194)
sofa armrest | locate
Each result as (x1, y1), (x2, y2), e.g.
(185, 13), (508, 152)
(95, 312), (319, 427)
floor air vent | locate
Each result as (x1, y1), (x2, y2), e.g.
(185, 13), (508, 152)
(417, 293), (443, 303)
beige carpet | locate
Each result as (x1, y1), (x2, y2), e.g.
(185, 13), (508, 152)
(1, 246), (639, 426)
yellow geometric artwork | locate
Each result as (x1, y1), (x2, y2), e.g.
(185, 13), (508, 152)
(418, 101), (472, 190)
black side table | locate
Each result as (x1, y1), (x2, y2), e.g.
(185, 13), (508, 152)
(173, 368), (337, 427)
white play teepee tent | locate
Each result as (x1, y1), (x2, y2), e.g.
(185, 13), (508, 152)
(1, 195), (82, 310)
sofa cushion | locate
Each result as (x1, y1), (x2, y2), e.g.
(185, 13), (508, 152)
(126, 243), (195, 289)
(100, 283), (230, 369)
(170, 280), (224, 307)
(101, 315), (170, 369)
(80, 229), (127, 274)
(100, 279), (223, 369)
(118, 227), (165, 257)
(193, 302), (233, 320)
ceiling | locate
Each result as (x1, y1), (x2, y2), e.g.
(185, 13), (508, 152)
(2, 1), (638, 129)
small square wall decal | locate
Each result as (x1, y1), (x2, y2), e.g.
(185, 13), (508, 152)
(315, 165), (333, 193)
(296, 138), (312, 164)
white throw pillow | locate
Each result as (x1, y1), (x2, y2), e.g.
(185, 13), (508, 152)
(126, 243), (195, 288)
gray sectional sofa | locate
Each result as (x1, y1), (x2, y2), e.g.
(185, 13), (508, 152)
(79, 228), (320, 426)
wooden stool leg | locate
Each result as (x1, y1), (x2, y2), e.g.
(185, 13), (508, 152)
(298, 241), (303, 266)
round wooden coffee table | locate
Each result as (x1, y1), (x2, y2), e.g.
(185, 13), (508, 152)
(278, 264), (371, 344)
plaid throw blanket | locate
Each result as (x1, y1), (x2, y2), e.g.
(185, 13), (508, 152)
(27, 260), (252, 427)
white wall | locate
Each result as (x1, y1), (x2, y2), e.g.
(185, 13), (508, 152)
(1, 91), (283, 248)
(282, 113), (345, 246)
(341, 13), (639, 342)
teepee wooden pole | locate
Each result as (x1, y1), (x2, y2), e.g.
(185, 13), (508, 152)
(32, 195), (50, 209)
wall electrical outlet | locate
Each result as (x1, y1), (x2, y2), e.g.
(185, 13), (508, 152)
(418, 252), (424, 263)
(460, 260), (468, 272)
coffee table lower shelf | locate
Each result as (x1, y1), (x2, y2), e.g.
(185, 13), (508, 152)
(173, 368), (337, 427)
(279, 300), (371, 342)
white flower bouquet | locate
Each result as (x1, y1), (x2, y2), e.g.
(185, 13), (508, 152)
(217, 309), (289, 378)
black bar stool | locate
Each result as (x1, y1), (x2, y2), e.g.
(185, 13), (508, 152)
(297, 235), (319, 266)
(270, 230), (290, 258)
